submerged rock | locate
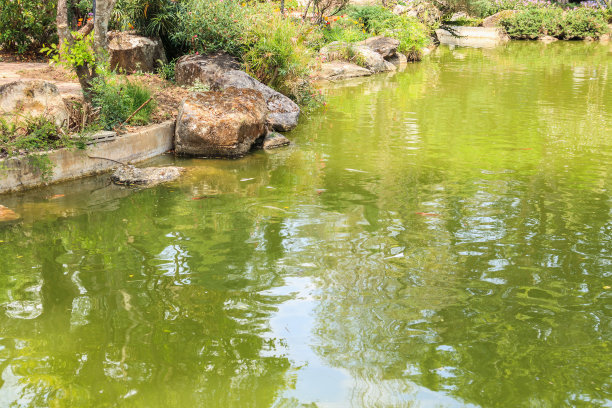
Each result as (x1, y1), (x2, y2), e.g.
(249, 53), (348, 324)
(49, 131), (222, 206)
(263, 132), (291, 150)
(0, 80), (69, 127)
(386, 52), (408, 67)
(538, 35), (558, 43)
(0, 205), (20, 222)
(174, 87), (267, 158)
(111, 165), (183, 186)
(175, 53), (300, 131)
(315, 61), (372, 81)
(108, 31), (167, 73)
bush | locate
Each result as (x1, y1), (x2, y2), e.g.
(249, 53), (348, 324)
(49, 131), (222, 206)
(0, 0), (57, 53)
(171, 0), (248, 56)
(344, 6), (429, 54)
(243, 5), (317, 98)
(501, 7), (608, 39)
(92, 75), (156, 130)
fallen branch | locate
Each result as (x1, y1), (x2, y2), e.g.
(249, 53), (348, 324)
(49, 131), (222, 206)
(87, 155), (127, 166)
(116, 97), (153, 130)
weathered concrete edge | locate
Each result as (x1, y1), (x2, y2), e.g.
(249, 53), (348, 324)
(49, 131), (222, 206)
(0, 121), (175, 194)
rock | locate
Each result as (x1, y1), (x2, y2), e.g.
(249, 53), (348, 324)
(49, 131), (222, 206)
(538, 35), (558, 43)
(0, 80), (69, 127)
(175, 53), (300, 132)
(108, 31), (167, 73)
(394, 1), (441, 27)
(0, 205), (20, 222)
(263, 132), (291, 150)
(175, 87), (267, 158)
(359, 36), (399, 58)
(320, 42), (392, 73)
(386, 52), (408, 67)
(435, 26), (509, 48)
(175, 52), (241, 85)
(449, 12), (470, 21)
(315, 61), (372, 81)
(111, 165), (183, 186)
(482, 10), (519, 27)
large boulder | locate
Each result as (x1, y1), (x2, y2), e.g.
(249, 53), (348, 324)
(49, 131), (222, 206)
(315, 61), (372, 81)
(0, 80), (69, 127)
(174, 88), (267, 158)
(359, 36), (399, 58)
(393, 1), (441, 27)
(482, 10), (519, 27)
(108, 31), (167, 73)
(435, 26), (509, 48)
(320, 42), (393, 73)
(175, 53), (300, 132)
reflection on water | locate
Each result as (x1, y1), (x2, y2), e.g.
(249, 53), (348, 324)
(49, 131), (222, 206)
(1, 41), (611, 407)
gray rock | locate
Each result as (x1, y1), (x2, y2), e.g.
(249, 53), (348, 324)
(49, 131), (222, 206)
(111, 165), (183, 186)
(393, 1), (441, 26)
(320, 42), (393, 73)
(0, 80), (69, 127)
(482, 10), (519, 27)
(175, 87), (267, 158)
(263, 132), (291, 150)
(175, 53), (300, 132)
(359, 36), (399, 58)
(435, 26), (509, 48)
(108, 32), (167, 73)
(315, 61), (372, 81)
(538, 35), (558, 43)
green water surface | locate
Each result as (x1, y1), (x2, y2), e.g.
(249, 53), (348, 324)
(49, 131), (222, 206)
(1, 42), (611, 407)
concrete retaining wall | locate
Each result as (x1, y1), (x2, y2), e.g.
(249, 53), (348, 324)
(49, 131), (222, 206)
(436, 26), (510, 48)
(0, 121), (175, 194)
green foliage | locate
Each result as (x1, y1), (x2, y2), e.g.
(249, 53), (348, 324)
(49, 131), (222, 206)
(171, 0), (248, 56)
(242, 5), (316, 98)
(501, 7), (608, 39)
(91, 74), (156, 130)
(0, 115), (85, 180)
(187, 79), (211, 93)
(0, 0), (57, 53)
(41, 32), (97, 68)
(345, 6), (430, 54)
(156, 59), (177, 82)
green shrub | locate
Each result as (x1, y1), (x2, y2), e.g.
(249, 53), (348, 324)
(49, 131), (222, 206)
(171, 0), (248, 56)
(0, 0), (57, 53)
(92, 75), (156, 130)
(345, 6), (429, 54)
(501, 7), (608, 39)
(243, 6), (316, 98)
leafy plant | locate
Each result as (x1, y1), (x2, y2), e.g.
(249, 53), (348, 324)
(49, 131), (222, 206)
(186, 79), (211, 93)
(91, 74), (156, 130)
(0, 114), (87, 180)
(0, 0), (57, 53)
(157, 59), (177, 82)
(501, 7), (608, 39)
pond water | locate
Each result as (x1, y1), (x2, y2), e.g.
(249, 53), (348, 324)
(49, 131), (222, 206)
(1, 41), (611, 408)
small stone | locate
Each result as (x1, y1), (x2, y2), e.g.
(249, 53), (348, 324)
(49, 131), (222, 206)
(111, 165), (183, 186)
(0, 205), (20, 222)
(538, 35), (558, 43)
(263, 132), (291, 150)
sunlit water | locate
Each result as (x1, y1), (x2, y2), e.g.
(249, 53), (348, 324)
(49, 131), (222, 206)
(1, 42), (611, 408)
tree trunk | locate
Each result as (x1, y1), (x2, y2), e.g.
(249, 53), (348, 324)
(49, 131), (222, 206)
(93, 0), (117, 59)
